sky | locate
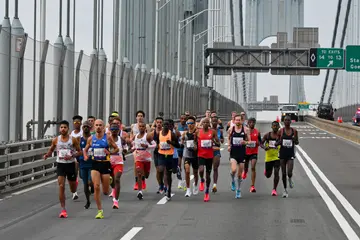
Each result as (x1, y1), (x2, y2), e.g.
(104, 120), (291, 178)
(0, 0), (340, 122)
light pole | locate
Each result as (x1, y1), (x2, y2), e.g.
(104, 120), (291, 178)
(177, 8), (220, 80)
(154, 0), (174, 73)
(192, 25), (227, 84)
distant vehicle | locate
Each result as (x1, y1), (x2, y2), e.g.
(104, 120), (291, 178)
(352, 108), (360, 126)
(316, 103), (336, 121)
(280, 105), (299, 122)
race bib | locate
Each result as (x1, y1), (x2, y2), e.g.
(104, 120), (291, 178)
(282, 139), (293, 148)
(247, 141), (256, 148)
(93, 148), (106, 157)
(135, 141), (146, 150)
(110, 155), (124, 165)
(201, 140), (212, 148)
(232, 137), (243, 146)
(268, 140), (276, 148)
(159, 142), (171, 150)
(134, 150), (152, 162)
(88, 148), (93, 156)
(59, 149), (71, 158)
(186, 140), (194, 148)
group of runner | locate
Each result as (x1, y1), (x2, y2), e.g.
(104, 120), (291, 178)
(43, 109), (299, 219)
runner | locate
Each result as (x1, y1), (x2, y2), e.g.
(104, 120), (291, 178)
(243, 118), (261, 192)
(195, 117), (220, 202)
(70, 115), (83, 200)
(260, 121), (281, 196)
(211, 111), (224, 129)
(108, 121), (126, 209)
(43, 120), (82, 218)
(78, 121), (93, 209)
(211, 116), (224, 193)
(147, 117), (164, 194)
(241, 112), (247, 127)
(87, 116), (96, 134)
(181, 116), (199, 197)
(157, 119), (181, 200)
(83, 119), (119, 219)
(131, 122), (156, 200)
(226, 111), (237, 131)
(228, 114), (251, 199)
(278, 116), (299, 198)
(174, 116), (187, 190)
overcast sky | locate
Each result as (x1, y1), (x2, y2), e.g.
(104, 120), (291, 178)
(0, 0), (340, 119)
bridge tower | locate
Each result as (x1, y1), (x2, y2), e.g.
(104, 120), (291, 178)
(245, 0), (306, 116)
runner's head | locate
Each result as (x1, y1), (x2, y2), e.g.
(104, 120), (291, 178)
(186, 116), (196, 130)
(59, 120), (69, 136)
(205, 109), (211, 118)
(136, 110), (145, 123)
(231, 111), (237, 119)
(82, 120), (91, 134)
(168, 119), (175, 130)
(271, 121), (280, 132)
(112, 117), (122, 129)
(180, 114), (186, 124)
(109, 122), (120, 136)
(234, 114), (242, 127)
(240, 112), (246, 121)
(108, 115), (115, 124)
(202, 117), (210, 130)
(163, 119), (171, 131)
(72, 115), (82, 130)
(185, 111), (190, 118)
(211, 116), (218, 128)
(87, 116), (96, 128)
(138, 122), (147, 134)
(94, 119), (104, 133)
(155, 117), (163, 129)
(211, 110), (217, 118)
(248, 118), (256, 129)
(284, 116), (291, 127)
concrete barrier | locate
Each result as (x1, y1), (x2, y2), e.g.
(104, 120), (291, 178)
(304, 115), (360, 144)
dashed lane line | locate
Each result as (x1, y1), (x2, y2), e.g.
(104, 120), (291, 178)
(119, 227), (143, 240)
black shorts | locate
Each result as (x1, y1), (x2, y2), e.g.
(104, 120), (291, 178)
(244, 154), (258, 161)
(153, 151), (160, 167)
(57, 162), (77, 181)
(198, 157), (213, 172)
(177, 149), (184, 158)
(229, 156), (245, 164)
(91, 161), (112, 175)
(158, 154), (177, 172)
(184, 157), (199, 170)
(265, 160), (280, 173)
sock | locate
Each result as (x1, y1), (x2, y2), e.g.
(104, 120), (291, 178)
(135, 177), (138, 182)
(141, 176), (145, 181)
(237, 178), (242, 190)
(205, 188), (209, 194)
(230, 173), (235, 182)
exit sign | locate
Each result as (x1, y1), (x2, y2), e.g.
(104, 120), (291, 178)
(345, 45), (360, 72)
(309, 48), (344, 69)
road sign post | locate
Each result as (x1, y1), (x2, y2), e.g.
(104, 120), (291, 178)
(309, 48), (344, 69)
(345, 45), (360, 72)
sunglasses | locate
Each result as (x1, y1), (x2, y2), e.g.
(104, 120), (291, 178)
(186, 122), (195, 125)
(110, 128), (119, 131)
(74, 121), (81, 124)
(83, 125), (90, 128)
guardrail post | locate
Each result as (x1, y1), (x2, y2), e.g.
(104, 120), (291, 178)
(87, 54), (97, 117)
(98, 58), (107, 120)
(142, 68), (150, 123)
(116, 63), (125, 113)
(73, 50), (83, 116)
(159, 73), (166, 118)
(163, 74), (171, 119)
(38, 40), (49, 139)
(16, 34), (27, 141)
(121, 58), (131, 125)
(108, 61), (116, 114)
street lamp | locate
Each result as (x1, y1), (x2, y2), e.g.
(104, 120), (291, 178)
(192, 25), (227, 84)
(154, 0), (173, 74)
(177, 8), (220, 80)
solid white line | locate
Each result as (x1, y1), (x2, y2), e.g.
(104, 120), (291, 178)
(119, 227), (143, 240)
(12, 179), (58, 196)
(297, 145), (360, 229)
(295, 153), (359, 240)
(157, 193), (175, 204)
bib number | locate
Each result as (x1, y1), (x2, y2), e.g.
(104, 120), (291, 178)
(268, 140), (276, 148)
(59, 149), (71, 158)
(94, 148), (106, 157)
(282, 139), (293, 148)
(232, 137), (243, 146)
(186, 140), (194, 148)
(247, 141), (256, 148)
(159, 142), (171, 150)
(200, 140), (212, 148)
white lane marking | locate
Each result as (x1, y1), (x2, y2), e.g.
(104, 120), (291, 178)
(0, 199), (3, 202)
(297, 146), (360, 229)
(119, 227), (143, 240)
(157, 193), (175, 204)
(220, 148), (224, 151)
(190, 174), (194, 181)
(12, 179), (58, 196)
(296, 153), (359, 239)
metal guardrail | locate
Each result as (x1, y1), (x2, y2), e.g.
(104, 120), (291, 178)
(0, 114), (232, 194)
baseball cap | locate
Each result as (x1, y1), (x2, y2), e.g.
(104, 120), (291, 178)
(82, 120), (91, 127)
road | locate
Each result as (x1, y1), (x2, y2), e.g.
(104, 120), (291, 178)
(1, 122), (360, 239)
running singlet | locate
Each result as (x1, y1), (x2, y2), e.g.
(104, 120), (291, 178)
(246, 128), (261, 155)
(197, 129), (214, 159)
(213, 128), (222, 151)
(71, 130), (83, 138)
(56, 136), (76, 164)
(110, 136), (124, 165)
(133, 133), (153, 162)
(158, 131), (174, 155)
(265, 132), (280, 162)
(279, 128), (295, 160)
(183, 131), (196, 159)
(230, 126), (246, 159)
(91, 134), (110, 161)
(78, 136), (92, 168)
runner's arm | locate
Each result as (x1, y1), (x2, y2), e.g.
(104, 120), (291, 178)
(72, 137), (82, 158)
(168, 132), (180, 148)
(294, 129), (299, 145)
(257, 132), (262, 147)
(83, 136), (93, 160)
(260, 133), (268, 149)
(244, 127), (251, 145)
(44, 137), (57, 159)
(219, 129), (224, 143)
(212, 130), (220, 147)
(107, 136), (119, 154)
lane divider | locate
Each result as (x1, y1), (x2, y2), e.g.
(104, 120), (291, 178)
(119, 227), (143, 240)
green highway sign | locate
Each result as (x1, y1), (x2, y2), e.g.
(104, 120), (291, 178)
(309, 48), (344, 69)
(298, 102), (310, 110)
(346, 45), (360, 72)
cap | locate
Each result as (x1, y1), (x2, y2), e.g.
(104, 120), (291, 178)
(82, 120), (91, 127)
(111, 112), (119, 117)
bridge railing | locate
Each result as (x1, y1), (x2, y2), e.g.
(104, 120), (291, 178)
(0, 114), (232, 194)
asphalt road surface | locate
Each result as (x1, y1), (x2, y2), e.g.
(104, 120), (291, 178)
(1, 121), (360, 240)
